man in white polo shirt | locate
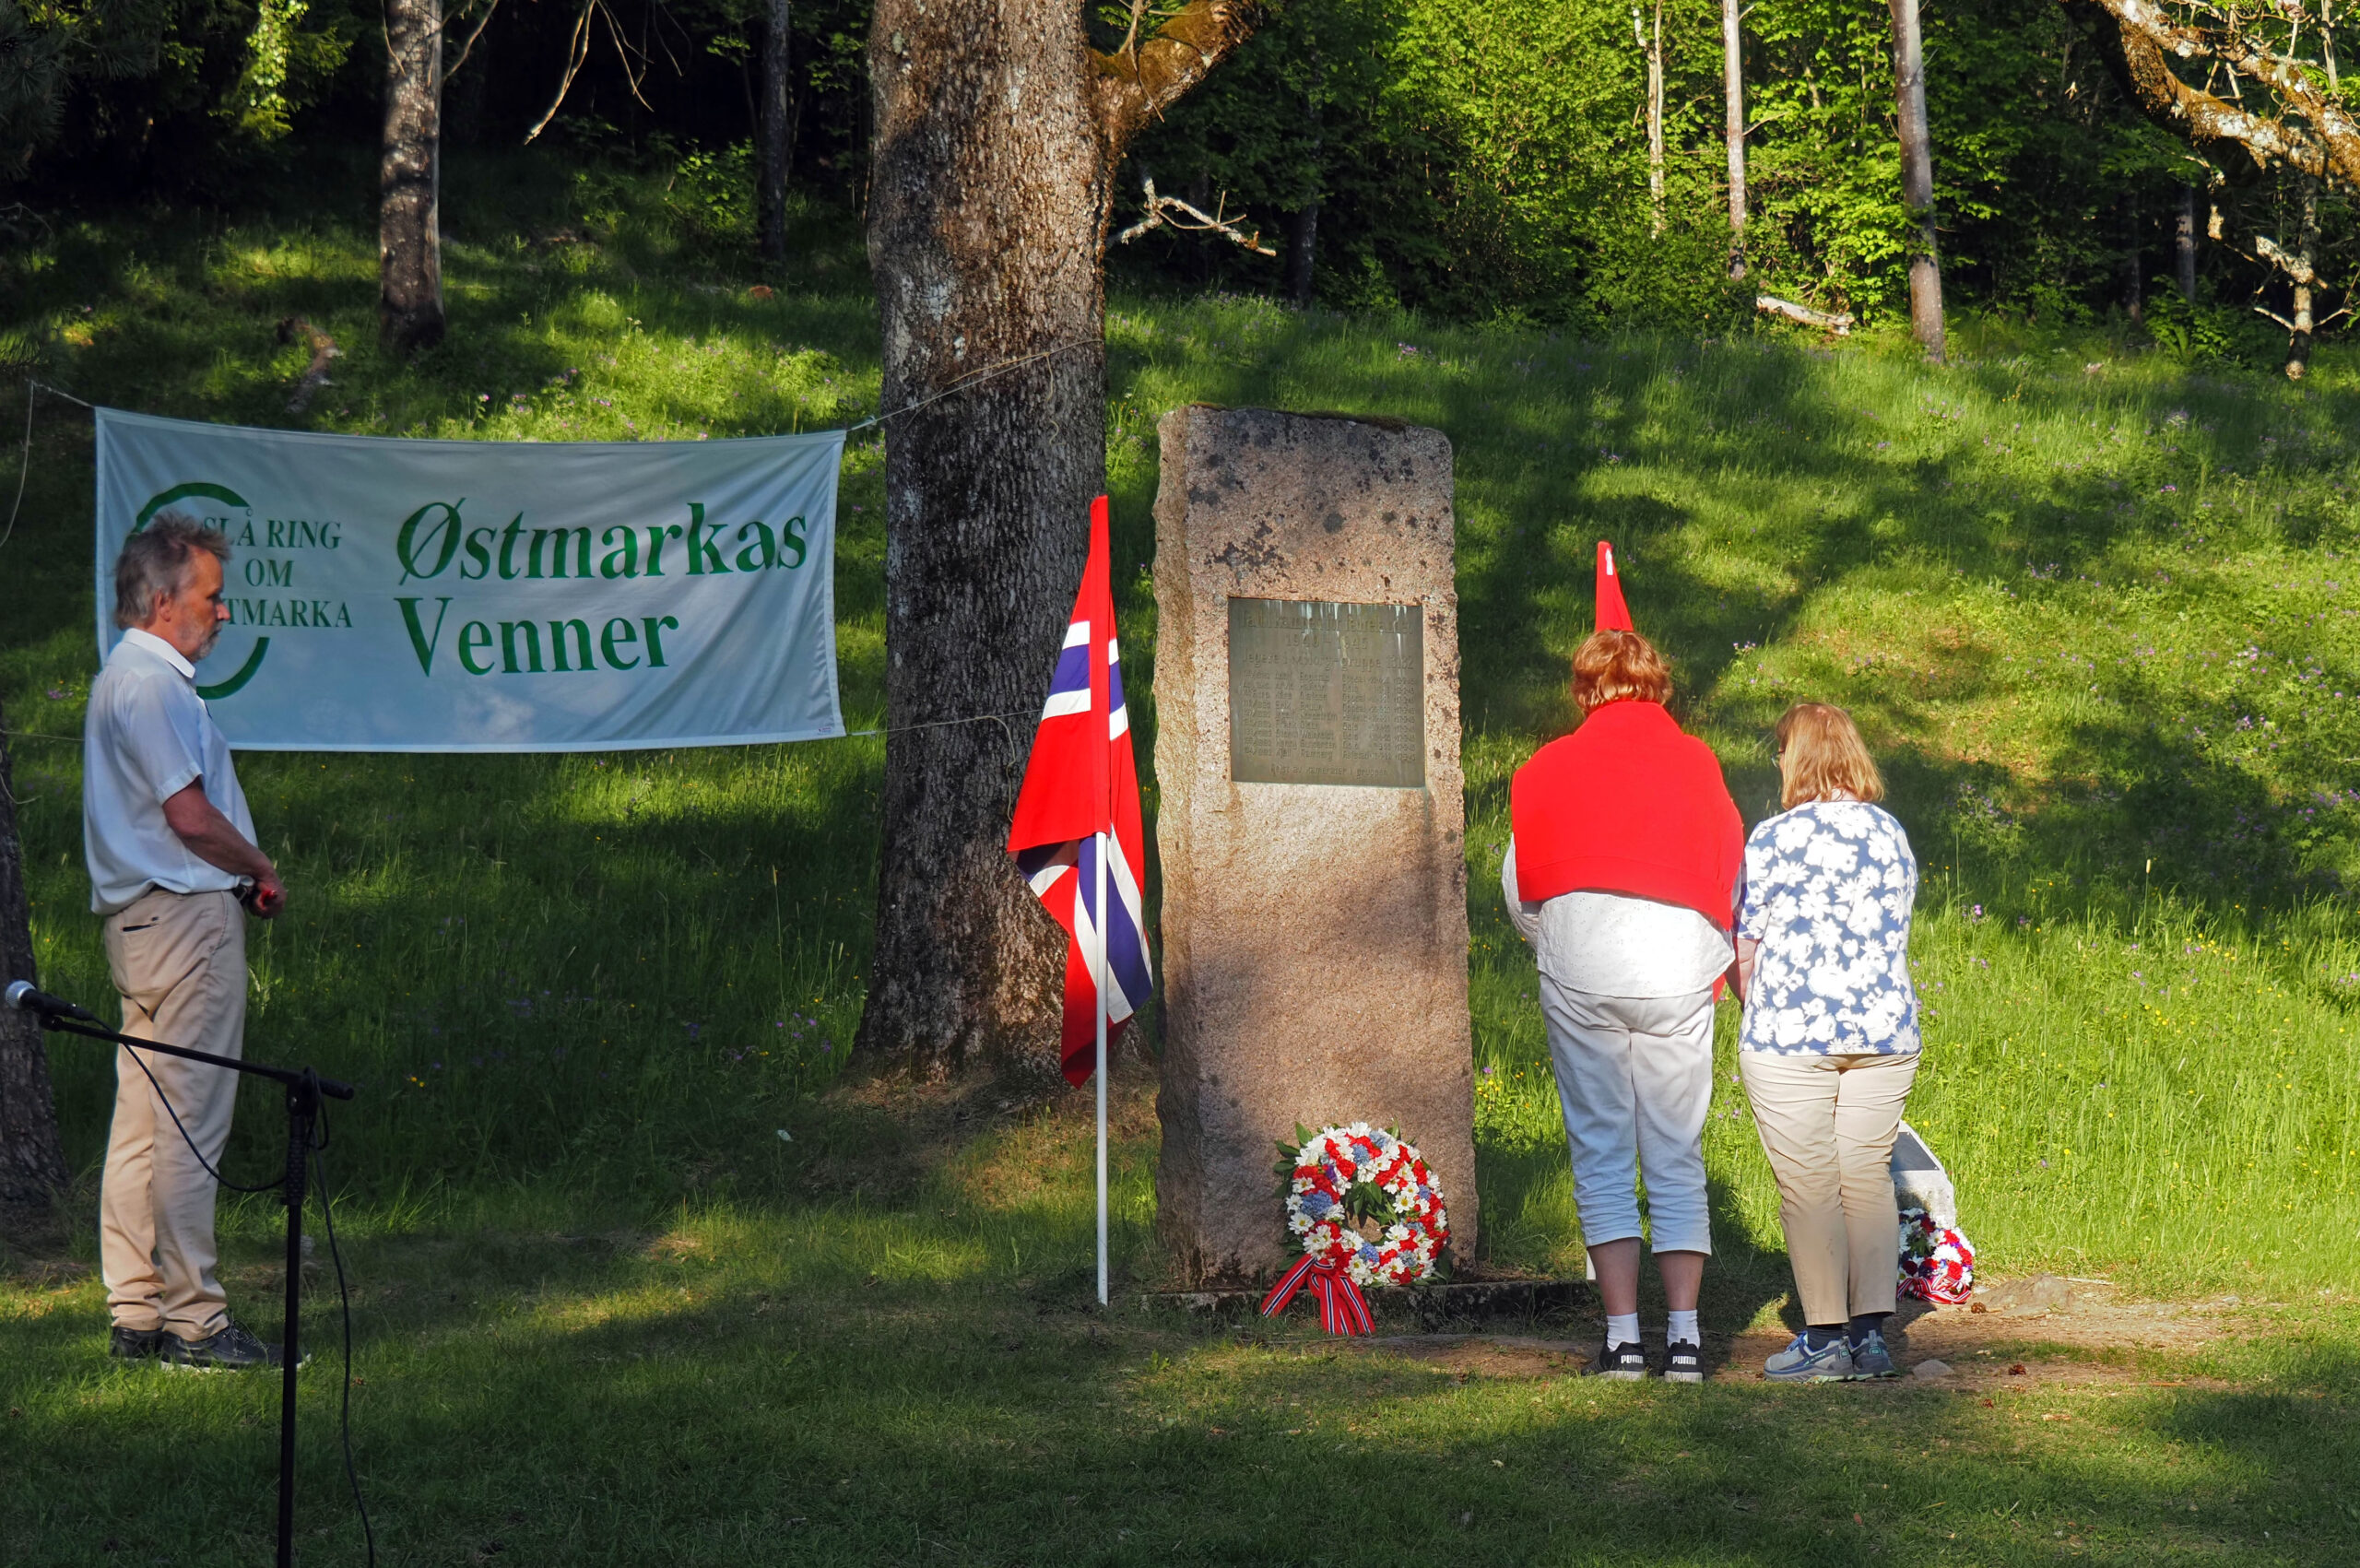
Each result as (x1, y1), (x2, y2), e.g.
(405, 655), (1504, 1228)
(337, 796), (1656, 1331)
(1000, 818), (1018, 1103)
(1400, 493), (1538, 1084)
(85, 510), (287, 1371)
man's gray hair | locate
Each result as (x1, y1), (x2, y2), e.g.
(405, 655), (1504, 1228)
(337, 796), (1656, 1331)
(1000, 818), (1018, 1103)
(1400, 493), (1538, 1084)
(114, 511), (230, 629)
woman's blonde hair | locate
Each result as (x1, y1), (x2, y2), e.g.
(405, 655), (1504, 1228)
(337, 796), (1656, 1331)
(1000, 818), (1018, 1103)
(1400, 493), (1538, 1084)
(1775, 702), (1883, 808)
(1571, 629), (1672, 715)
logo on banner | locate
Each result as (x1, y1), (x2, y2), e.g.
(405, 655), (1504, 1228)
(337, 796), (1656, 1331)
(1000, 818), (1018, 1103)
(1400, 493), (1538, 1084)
(137, 482), (265, 700)
(138, 481), (362, 701)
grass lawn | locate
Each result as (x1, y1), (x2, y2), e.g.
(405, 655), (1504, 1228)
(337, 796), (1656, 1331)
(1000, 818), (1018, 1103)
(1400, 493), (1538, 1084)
(3, 151), (2358, 1562)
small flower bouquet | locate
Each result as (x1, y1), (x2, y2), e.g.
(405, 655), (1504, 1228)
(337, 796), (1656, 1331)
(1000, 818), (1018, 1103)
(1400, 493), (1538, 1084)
(1898, 1205), (1975, 1304)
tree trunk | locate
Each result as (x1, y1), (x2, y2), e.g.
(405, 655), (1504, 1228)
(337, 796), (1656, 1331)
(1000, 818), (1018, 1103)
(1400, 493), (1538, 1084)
(1886, 0), (1942, 359)
(379, 0), (446, 357)
(1722, 0), (1745, 277)
(2176, 184), (2198, 301)
(858, 0), (1256, 1079)
(1286, 57), (1324, 308)
(1285, 200), (1319, 307)
(2119, 189), (2142, 323)
(0, 708), (68, 1228)
(759, 0), (793, 269)
(1635, 3), (1664, 233)
(2287, 176), (2319, 380)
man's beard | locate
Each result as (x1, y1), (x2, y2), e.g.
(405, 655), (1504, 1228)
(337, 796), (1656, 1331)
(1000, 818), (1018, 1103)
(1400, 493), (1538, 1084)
(191, 620), (224, 661)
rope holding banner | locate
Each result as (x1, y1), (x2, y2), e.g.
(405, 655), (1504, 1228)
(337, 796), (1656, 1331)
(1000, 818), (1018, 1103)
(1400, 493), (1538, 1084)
(6, 334), (1094, 555)
(1, 378), (97, 554)
(846, 339), (1101, 433)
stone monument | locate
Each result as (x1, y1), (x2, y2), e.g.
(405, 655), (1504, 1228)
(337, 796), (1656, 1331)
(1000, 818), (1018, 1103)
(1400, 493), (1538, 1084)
(1151, 405), (1478, 1283)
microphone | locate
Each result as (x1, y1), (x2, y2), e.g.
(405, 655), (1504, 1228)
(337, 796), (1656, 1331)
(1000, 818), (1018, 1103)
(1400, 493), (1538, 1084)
(4, 981), (100, 1023)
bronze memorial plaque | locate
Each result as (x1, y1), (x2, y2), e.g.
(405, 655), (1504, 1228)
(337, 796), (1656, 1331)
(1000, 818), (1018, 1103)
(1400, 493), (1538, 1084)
(1227, 597), (1425, 788)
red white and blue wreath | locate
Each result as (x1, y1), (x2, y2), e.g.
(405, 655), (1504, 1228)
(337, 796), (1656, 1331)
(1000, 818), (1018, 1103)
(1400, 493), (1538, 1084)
(1897, 1206), (1976, 1304)
(1258, 1122), (1450, 1337)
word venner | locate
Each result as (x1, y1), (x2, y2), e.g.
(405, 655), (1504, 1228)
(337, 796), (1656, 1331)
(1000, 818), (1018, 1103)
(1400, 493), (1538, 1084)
(396, 597), (681, 677)
(397, 501), (807, 584)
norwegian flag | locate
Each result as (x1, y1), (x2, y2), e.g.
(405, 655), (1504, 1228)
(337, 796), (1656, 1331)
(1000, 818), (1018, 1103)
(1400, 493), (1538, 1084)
(1006, 496), (1153, 1087)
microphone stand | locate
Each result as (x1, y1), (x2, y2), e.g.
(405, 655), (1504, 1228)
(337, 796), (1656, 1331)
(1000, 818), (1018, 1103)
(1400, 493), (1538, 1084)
(30, 1008), (355, 1568)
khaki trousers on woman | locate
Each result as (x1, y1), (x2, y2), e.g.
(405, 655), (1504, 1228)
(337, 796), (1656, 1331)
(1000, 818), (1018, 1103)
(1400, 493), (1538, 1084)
(1738, 1050), (1918, 1325)
(99, 888), (246, 1341)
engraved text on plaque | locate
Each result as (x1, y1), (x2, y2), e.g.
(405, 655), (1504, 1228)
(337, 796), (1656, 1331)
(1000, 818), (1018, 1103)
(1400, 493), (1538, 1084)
(1227, 597), (1425, 787)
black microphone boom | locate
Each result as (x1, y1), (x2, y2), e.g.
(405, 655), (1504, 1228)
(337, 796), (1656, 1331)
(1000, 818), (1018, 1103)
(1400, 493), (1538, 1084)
(4, 980), (100, 1022)
(23, 981), (359, 1565)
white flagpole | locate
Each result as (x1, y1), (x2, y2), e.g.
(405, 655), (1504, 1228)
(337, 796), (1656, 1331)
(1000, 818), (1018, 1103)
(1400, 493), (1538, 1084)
(1093, 828), (1110, 1308)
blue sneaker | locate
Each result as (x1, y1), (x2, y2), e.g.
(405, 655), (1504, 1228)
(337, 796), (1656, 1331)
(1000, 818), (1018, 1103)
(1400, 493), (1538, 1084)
(1763, 1334), (1853, 1382)
(1847, 1329), (1899, 1379)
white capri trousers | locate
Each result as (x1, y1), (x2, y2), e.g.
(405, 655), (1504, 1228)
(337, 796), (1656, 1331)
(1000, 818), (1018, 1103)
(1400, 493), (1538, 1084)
(1540, 976), (1717, 1255)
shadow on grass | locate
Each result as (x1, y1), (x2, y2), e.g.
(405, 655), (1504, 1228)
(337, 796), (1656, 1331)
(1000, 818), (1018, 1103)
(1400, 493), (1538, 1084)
(10, 1219), (2356, 1564)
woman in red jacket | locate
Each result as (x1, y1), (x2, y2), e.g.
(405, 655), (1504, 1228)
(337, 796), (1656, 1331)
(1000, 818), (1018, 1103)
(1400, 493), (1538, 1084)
(1504, 628), (1744, 1382)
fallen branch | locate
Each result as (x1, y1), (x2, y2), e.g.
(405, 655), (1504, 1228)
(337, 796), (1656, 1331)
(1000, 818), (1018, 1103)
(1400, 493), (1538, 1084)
(277, 316), (341, 413)
(1115, 178), (1276, 255)
(1754, 294), (1854, 334)
(525, 0), (596, 143)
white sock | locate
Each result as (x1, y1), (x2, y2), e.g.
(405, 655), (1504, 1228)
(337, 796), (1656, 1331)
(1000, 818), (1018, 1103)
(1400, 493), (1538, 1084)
(1606, 1313), (1640, 1348)
(1666, 1309), (1700, 1346)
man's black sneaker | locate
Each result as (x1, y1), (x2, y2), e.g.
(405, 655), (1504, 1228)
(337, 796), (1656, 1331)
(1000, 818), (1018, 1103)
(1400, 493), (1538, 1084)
(108, 1325), (166, 1361)
(162, 1321), (285, 1372)
(1585, 1340), (1649, 1380)
(1662, 1338), (1705, 1384)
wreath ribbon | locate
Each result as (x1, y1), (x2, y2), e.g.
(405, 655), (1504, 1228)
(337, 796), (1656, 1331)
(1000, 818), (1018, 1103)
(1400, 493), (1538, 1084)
(1258, 1253), (1375, 1337)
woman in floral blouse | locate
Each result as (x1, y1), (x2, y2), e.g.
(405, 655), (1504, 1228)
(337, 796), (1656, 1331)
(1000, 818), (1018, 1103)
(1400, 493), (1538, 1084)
(1733, 702), (1922, 1382)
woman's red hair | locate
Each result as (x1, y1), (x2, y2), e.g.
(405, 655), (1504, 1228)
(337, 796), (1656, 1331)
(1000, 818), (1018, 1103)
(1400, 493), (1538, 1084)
(1572, 629), (1672, 715)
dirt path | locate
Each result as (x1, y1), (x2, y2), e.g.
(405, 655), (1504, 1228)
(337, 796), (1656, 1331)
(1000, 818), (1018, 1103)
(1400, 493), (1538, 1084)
(1314, 1279), (2260, 1388)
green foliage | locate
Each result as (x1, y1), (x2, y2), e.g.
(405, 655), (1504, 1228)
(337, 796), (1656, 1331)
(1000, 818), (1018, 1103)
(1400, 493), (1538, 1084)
(0, 0), (165, 172)
(4, 0), (363, 189)
(8, 0), (2350, 345)
(219, 0), (348, 141)
(1115, 0), (2347, 338)
(666, 138), (758, 246)
(2141, 286), (2277, 369)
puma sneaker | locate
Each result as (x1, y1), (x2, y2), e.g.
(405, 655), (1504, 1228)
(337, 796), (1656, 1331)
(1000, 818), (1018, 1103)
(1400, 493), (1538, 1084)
(1585, 1340), (1649, 1380)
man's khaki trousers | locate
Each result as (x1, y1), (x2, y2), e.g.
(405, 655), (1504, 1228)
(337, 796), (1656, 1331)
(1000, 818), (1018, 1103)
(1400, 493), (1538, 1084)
(100, 888), (245, 1340)
(1738, 1049), (1919, 1326)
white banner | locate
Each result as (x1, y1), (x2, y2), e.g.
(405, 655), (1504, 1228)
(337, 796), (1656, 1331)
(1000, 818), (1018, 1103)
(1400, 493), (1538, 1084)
(94, 409), (844, 752)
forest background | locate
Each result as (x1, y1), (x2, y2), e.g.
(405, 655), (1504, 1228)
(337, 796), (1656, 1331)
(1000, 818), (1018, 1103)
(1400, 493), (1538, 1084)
(0, 0), (2332, 356)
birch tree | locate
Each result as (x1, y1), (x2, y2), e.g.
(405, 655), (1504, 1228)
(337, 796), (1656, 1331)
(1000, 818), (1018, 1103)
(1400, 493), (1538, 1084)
(1889, 0), (1944, 357)
(1722, 0), (1745, 276)
(380, 0), (446, 355)
(2068, 0), (2355, 374)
